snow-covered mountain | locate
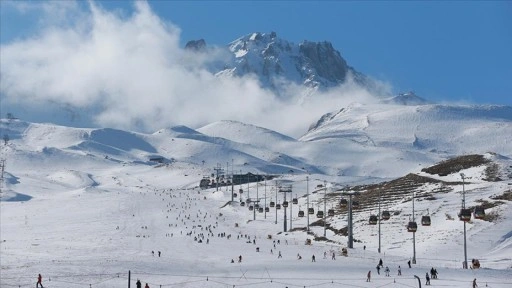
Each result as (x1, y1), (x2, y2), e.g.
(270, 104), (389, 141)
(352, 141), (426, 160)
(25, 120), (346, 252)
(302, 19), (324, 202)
(1, 99), (512, 287)
(187, 32), (379, 95)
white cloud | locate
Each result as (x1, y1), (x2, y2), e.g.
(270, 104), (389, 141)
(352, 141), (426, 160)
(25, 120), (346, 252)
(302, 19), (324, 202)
(0, 1), (387, 138)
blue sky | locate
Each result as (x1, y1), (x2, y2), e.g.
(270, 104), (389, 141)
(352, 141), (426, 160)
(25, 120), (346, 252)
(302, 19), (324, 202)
(3, 0), (509, 105)
(0, 1), (511, 136)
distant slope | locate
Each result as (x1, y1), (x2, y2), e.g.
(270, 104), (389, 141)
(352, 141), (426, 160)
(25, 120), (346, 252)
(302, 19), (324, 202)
(302, 103), (512, 157)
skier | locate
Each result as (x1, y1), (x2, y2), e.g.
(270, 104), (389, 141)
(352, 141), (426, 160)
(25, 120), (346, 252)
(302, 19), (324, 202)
(158, 251), (161, 257)
(36, 274), (44, 288)
(425, 272), (430, 285)
(398, 266), (402, 276)
(136, 279), (142, 288)
(145, 283), (150, 288)
(278, 251), (282, 258)
(379, 258), (383, 267)
(385, 266), (390, 277)
(376, 265), (380, 275)
(312, 254), (316, 262)
(408, 260), (411, 268)
(366, 270), (371, 282)
(238, 255), (242, 263)
(473, 278), (478, 288)
(332, 252), (336, 260)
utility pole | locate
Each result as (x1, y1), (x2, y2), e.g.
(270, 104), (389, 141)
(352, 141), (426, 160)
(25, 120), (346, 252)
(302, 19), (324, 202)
(461, 173), (468, 269)
(412, 191), (416, 264)
(275, 181), (278, 225)
(378, 188), (381, 253)
(306, 176), (310, 232)
(264, 176), (267, 219)
(323, 180), (327, 237)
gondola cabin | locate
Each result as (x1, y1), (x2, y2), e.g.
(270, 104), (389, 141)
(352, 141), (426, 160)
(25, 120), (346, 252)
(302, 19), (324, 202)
(292, 198), (298, 205)
(308, 207), (315, 215)
(339, 198), (348, 208)
(258, 207), (264, 213)
(240, 201), (245, 207)
(421, 215), (431, 226)
(459, 209), (472, 222)
(474, 206), (485, 219)
(382, 211), (391, 220)
(316, 210), (324, 218)
(239, 189), (243, 194)
(265, 207), (270, 212)
(328, 209), (335, 217)
(282, 201), (289, 208)
(407, 221), (418, 232)
(248, 205), (254, 211)
(233, 193), (237, 198)
(270, 201), (275, 208)
(369, 215), (378, 225)
(298, 210), (305, 217)
(276, 204), (281, 210)
(352, 201), (360, 208)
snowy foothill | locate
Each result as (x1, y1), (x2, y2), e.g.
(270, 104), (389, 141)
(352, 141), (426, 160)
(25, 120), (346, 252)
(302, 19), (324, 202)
(1, 112), (512, 288)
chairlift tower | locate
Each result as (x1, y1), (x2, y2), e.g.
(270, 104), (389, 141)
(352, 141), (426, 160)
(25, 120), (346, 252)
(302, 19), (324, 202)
(213, 164), (224, 192)
(341, 189), (360, 249)
(279, 185), (293, 232)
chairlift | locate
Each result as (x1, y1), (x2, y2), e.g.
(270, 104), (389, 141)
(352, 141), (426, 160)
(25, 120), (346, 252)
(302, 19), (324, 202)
(421, 215), (431, 226)
(407, 221), (418, 232)
(459, 208), (472, 222)
(270, 201), (275, 208)
(292, 197), (298, 204)
(283, 201), (289, 208)
(369, 215), (378, 225)
(328, 209), (335, 217)
(381, 210), (391, 220)
(474, 206), (485, 220)
(308, 207), (315, 214)
(298, 210), (305, 217)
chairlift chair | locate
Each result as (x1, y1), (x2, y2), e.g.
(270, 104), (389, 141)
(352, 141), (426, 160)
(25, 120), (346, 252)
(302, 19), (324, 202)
(407, 221), (418, 232)
(459, 208), (472, 222)
(474, 206), (485, 219)
(369, 215), (378, 225)
(421, 215), (431, 226)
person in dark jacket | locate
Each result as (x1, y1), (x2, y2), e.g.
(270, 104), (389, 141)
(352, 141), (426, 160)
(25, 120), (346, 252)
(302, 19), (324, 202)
(36, 274), (44, 288)
(136, 279), (142, 288)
